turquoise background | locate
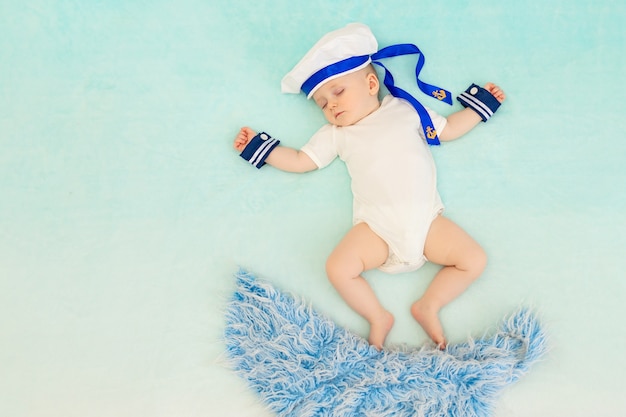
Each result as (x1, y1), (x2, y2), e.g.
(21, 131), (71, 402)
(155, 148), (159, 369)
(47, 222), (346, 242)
(1, 0), (625, 416)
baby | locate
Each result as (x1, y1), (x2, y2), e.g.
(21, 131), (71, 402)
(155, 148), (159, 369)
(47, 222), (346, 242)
(234, 24), (505, 349)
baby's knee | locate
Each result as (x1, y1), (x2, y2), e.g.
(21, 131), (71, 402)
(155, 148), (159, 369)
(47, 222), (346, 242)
(325, 256), (344, 283)
(468, 245), (488, 276)
(325, 254), (360, 284)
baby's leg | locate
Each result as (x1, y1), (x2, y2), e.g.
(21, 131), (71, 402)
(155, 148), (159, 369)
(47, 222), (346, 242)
(411, 215), (487, 348)
(326, 222), (394, 349)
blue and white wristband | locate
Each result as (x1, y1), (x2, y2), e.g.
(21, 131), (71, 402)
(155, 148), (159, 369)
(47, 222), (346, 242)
(457, 84), (501, 122)
(240, 132), (280, 169)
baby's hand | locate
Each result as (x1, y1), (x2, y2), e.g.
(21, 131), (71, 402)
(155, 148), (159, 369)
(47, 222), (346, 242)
(484, 83), (506, 103)
(234, 127), (257, 152)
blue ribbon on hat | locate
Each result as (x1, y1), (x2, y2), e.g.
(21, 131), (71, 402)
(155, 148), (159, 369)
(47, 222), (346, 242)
(302, 56), (371, 98)
(301, 43), (452, 146)
(372, 44), (452, 145)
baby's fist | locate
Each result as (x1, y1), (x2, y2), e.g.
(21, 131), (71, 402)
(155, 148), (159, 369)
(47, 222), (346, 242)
(484, 83), (506, 103)
(234, 127), (257, 151)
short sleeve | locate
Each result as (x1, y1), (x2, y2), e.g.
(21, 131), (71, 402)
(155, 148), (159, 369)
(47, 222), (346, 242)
(419, 106), (448, 140)
(300, 124), (339, 169)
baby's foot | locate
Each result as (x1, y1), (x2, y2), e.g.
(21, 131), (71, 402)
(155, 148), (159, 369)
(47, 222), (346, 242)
(410, 300), (447, 349)
(368, 310), (395, 350)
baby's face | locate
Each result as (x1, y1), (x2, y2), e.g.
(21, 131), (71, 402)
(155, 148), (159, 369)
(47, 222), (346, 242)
(312, 68), (380, 127)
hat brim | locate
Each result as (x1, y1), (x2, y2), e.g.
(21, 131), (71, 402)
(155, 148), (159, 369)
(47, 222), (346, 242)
(303, 57), (372, 98)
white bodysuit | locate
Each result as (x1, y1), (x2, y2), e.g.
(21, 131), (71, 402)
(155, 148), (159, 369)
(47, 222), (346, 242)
(301, 95), (448, 273)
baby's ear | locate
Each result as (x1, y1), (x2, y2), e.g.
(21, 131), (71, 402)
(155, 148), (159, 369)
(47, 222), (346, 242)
(368, 72), (380, 95)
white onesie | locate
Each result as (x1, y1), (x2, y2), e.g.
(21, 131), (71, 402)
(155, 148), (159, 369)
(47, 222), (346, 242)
(301, 95), (448, 273)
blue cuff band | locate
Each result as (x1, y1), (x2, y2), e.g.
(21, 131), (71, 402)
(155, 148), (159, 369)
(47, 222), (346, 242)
(456, 84), (501, 122)
(240, 132), (280, 169)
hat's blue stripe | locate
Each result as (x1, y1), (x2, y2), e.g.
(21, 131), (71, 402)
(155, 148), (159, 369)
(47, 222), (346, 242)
(301, 55), (370, 96)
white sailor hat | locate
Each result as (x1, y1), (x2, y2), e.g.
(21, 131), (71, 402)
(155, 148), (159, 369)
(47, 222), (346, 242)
(281, 23), (378, 98)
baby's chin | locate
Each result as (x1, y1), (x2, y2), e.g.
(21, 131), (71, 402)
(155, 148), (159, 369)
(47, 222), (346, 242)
(330, 113), (365, 127)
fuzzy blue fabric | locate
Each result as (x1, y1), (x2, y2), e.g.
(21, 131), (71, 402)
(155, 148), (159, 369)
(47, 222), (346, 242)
(224, 270), (547, 417)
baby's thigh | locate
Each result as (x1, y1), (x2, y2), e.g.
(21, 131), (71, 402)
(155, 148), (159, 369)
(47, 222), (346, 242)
(327, 223), (389, 274)
(424, 215), (485, 268)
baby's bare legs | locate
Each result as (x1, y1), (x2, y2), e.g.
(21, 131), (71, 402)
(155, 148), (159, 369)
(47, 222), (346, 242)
(411, 215), (487, 348)
(326, 223), (394, 350)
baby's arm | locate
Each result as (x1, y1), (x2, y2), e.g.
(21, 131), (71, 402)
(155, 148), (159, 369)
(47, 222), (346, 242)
(234, 127), (318, 173)
(439, 83), (505, 142)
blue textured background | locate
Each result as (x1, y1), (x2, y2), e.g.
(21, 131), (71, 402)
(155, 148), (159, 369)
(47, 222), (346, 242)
(1, 1), (624, 416)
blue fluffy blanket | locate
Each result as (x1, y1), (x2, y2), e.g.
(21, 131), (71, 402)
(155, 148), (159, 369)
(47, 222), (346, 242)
(224, 270), (547, 417)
